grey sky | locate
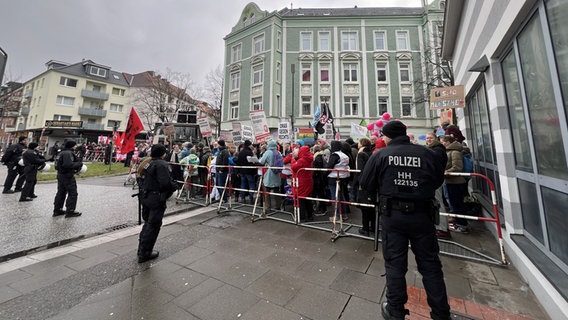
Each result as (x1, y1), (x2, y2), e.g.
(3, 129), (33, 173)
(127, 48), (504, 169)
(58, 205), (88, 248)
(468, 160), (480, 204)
(0, 0), (422, 87)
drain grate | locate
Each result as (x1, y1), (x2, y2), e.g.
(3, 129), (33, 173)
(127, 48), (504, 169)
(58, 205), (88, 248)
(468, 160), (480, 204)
(103, 222), (138, 232)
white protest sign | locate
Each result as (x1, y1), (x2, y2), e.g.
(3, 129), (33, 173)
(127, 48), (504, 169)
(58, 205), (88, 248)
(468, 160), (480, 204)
(242, 125), (254, 143)
(249, 110), (270, 142)
(197, 116), (212, 137)
(278, 122), (291, 143)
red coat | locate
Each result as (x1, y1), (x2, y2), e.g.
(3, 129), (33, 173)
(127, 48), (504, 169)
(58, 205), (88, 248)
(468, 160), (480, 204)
(291, 146), (313, 197)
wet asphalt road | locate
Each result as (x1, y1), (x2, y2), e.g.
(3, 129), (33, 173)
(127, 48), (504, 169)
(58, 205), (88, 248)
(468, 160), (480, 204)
(0, 165), (189, 259)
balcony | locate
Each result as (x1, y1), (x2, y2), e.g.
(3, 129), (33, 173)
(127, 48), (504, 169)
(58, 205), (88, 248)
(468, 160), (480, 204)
(81, 89), (109, 101)
(20, 107), (30, 115)
(82, 123), (104, 130)
(78, 107), (107, 117)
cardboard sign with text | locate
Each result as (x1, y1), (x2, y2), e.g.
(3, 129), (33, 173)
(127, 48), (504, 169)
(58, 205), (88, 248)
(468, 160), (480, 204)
(430, 85), (465, 110)
(278, 122), (291, 143)
(197, 116), (212, 137)
(249, 110), (270, 142)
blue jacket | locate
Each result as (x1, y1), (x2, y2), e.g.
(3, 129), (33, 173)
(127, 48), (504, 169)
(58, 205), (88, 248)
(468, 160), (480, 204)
(259, 140), (281, 188)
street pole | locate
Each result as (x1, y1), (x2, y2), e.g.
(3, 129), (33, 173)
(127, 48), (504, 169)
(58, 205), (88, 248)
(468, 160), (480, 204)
(290, 64), (295, 143)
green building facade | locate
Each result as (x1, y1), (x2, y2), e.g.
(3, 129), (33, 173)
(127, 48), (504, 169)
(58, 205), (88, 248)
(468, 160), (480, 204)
(222, 2), (445, 140)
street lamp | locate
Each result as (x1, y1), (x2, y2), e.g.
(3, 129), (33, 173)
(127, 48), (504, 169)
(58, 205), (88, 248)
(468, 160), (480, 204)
(290, 64), (295, 143)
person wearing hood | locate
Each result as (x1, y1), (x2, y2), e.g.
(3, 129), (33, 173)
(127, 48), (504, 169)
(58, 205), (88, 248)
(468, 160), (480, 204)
(326, 140), (351, 221)
(360, 121), (451, 320)
(440, 135), (469, 233)
(19, 142), (46, 202)
(258, 140), (282, 214)
(53, 140), (84, 218)
(291, 146), (314, 221)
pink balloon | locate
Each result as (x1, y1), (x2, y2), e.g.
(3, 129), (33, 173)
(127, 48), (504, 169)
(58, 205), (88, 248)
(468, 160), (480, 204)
(367, 123), (374, 131)
(376, 119), (385, 128)
(382, 112), (391, 121)
(375, 119), (382, 126)
(371, 131), (379, 136)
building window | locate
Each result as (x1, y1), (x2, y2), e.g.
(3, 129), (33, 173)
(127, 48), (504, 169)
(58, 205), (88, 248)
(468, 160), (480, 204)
(59, 77), (77, 87)
(252, 64), (263, 85)
(277, 31), (282, 51)
(89, 66), (107, 78)
(341, 31), (358, 51)
(401, 97), (412, 117)
(276, 62), (281, 82)
(231, 44), (242, 63)
(377, 63), (388, 82)
(399, 63), (411, 82)
(54, 114), (72, 121)
(301, 32), (312, 51)
(251, 97), (263, 111)
(343, 97), (359, 116)
(230, 102), (239, 119)
(320, 64), (330, 82)
(110, 103), (123, 112)
(230, 72), (240, 91)
(301, 63), (311, 82)
(396, 31), (409, 50)
(343, 63), (358, 82)
(112, 87), (125, 96)
(253, 34), (264, 55)
(378, 97), (388, 115)
(301, 96), (312, 115)
(319, 31), (330, 51)
(374, 31), (386, 50)
(56, 95), (74, 106)
(107, 120), (121, 129)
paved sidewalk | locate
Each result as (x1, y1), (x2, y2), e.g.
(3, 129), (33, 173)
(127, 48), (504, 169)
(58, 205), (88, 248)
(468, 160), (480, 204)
(0, 206), (549, 320)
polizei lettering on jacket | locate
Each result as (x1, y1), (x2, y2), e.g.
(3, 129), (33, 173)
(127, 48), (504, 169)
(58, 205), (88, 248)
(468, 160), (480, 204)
(388, 155), (421, 167)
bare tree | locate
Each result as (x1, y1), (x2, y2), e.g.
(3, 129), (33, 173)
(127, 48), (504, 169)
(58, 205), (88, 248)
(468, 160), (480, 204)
(200, 66), (223, 137)
(131, 69), (196, 133)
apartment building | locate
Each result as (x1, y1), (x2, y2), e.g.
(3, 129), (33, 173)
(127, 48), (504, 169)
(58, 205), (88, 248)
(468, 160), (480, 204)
(222, 1), (445, 138)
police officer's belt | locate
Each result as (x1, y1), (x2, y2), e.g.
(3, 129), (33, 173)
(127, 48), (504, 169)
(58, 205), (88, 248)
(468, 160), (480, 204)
(389, 198), (432, 213)
(145, 190), (162, 194)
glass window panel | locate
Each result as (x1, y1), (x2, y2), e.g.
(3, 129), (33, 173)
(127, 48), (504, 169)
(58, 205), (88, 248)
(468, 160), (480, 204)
(518, 179), (544, 243)
(518, 13), (568, 179)
(470, 96), (486, 163)
(477, 84), (495, 164)
(546, 0), (568, 121)
(502, 50), (533, 170)
(542, 186), (568, 265)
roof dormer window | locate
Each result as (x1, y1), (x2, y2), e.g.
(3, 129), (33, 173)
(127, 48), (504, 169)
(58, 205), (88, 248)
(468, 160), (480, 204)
(89, 66), (107, 78)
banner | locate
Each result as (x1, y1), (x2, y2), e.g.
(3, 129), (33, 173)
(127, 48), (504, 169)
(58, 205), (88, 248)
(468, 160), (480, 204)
(278, 122), (291, 143)
(249, 110), (270, 142)
(350, 122), (368, 140)
(197, 116), (212, 137)
(242, 125), (254, 143)
(430, 85), (465, 110)
(121, 108), (144, 154)
(220, 130), (233, 143)
(232, 122), (242, 145)
(325, 123), (334, 141)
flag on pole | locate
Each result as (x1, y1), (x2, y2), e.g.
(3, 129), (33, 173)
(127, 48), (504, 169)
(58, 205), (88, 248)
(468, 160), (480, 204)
(359, 119), (367, 127)
(113, 131), (124, 150)
(121, 108), (144, 154)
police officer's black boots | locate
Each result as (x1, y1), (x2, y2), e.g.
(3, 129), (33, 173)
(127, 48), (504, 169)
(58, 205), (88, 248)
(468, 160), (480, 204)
(138, 250), (159, 263)
(381, 302), (409, 320)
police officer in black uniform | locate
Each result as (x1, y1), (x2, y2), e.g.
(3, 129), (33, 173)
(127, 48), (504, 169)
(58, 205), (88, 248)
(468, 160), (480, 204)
(2, 136), (28, 194)
(19, 142), (46, 202)
(360, 121), (450, 320)
(53, 140), (83, 218)
(137, 144), (178, 263)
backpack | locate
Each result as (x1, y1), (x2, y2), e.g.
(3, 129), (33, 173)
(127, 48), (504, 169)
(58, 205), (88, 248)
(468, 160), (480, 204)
(462, 152), (473, 173)
(271, 151), (283, 174)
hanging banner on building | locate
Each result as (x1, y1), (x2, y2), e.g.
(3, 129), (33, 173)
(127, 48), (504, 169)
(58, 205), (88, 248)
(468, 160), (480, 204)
(429, 85), (465, 110)
(197, 116), (212, 137)
(249, 110), (270, 142)
(242, 125), (254, 143)
(278, 122), (291, 143)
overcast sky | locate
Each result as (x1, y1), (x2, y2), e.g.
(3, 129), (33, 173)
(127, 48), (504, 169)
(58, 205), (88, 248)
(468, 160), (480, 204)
(0, 0), (423, 88)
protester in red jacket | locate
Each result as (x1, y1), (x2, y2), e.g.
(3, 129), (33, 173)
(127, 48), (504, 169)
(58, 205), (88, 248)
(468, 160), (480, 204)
(291, 146), (314, 221)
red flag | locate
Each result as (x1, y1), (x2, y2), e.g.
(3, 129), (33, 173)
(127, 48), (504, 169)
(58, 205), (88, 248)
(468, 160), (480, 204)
(113, 131), (123, 150)
(121, 108), (144, 154)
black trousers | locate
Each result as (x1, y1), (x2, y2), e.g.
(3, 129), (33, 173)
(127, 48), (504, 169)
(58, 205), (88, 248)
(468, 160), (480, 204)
(21, 170), (37, 198)
(3, 164), (24, 192)
(360, 206), (376, 232)
(299, 198), (313, 220)
(138, 192), (166, 256)
(381, 210), (450, 320)
(53, 174), (78, 212)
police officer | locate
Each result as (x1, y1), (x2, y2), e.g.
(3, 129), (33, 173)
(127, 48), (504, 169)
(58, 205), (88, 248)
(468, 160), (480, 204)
(137, 144), (178, 263)
(19, 142), (46, 202)
(2, 136), (28, 194)
(360, 121), (450, 320)
(53, 140), (83, 218)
